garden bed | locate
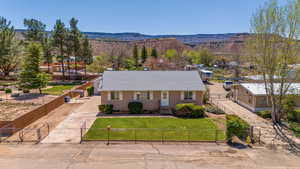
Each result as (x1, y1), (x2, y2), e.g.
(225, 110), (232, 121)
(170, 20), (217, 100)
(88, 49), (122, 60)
(0, 102), (41, 121)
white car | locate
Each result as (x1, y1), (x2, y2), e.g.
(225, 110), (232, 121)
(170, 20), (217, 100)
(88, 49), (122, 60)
(223, 81), (233, 90)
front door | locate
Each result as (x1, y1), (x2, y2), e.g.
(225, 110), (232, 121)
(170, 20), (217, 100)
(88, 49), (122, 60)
(161, 91), (169, 106)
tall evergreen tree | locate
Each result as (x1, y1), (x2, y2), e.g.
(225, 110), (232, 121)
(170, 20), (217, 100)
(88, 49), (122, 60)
(133, 45), (139, 67)
(42, 36), (53, 73)
(52, 20), (67, 81)
(23, 19), (46, 43)
(69, 18), (82, 75)
(141, 45), (148, 64)
(0, 16), (23, 77)
(151, 48), (158, 59)
(81, 36), (93, 78)
(19, 42), (50, 94)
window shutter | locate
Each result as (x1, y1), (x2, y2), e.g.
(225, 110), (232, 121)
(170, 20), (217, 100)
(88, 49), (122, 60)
(119, 92), (123, 101)
(192, 91), (196, 100)
(108, 92), (111, 101)
(181, 91), (184, 100)
(150, 91), (154, 100)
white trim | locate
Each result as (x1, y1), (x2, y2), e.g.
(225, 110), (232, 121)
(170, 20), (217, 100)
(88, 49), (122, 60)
(180, 91), (184, 100)
(192, 91), (196, 100)
(150, 91), (154, 100)
(119, 91), (123, 101)
(108, 91), (111, 101)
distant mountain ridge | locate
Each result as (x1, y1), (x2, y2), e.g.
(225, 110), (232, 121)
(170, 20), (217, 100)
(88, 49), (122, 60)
(15, 29), (249, 45)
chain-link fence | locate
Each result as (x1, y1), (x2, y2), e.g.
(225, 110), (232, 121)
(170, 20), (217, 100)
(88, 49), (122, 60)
(0, 123), (50, 143)
(81, 127), (226, 143)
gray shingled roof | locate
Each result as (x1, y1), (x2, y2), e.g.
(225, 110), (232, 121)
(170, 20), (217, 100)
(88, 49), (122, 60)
(100, 71), (206, 91)
(241, 83), (300, 95)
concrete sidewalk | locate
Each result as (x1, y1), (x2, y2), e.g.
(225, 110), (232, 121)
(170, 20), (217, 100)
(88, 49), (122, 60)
(42, 96), (100, 143)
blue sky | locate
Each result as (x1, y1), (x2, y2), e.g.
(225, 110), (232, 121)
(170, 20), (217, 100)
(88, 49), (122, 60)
(0, 0), (287, 35)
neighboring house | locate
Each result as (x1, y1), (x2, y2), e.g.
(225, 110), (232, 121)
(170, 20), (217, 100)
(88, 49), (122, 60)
(99, 71), (206, 112)
(243, 75), (281, 83)
(232, 83), (300, 112)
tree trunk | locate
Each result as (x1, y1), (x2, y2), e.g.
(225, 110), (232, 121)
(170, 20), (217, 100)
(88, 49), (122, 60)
(84, 64), (87, 80)
(47, 62), (50, 73)
(39, 88), (42, 94)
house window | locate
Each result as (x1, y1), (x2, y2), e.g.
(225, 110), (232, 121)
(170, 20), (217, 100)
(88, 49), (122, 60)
(135, 91), (151, 100)
(184, 91), (193, 100)
(111, 91), (120, 100)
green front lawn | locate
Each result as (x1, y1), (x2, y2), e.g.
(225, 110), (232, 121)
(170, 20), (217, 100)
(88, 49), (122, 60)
(84, 117), (226, 141)
(42, 85), (75, 95)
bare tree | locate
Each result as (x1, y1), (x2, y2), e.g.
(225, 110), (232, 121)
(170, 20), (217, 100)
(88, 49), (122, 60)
(246, 0), (300, 123)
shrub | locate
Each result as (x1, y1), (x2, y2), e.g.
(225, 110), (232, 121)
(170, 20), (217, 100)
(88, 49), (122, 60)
(191, 105), (205, 118)
(282, 95), (296, 114)
(226, 114), (250, 140)
(98, 104), (113, 114)
(205, 105), (225, 114)
(23, 89), (30, 93)
(128, 101), (143, 114)
(175, 103), (204, 118)
(0, 88), (5, 91)
(5, 88), (12, 94)
(87, 86), (94, 96)
(288, 109), (300, 122)
(256, 111), (271, 119)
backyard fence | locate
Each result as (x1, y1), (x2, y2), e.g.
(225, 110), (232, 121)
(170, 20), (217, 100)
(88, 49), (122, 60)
(80, 127), (226, 144)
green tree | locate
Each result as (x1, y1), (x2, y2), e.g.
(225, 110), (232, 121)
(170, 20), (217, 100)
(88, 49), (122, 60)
(184, 50), (201, 64)
(42, 36), (53, 73)
(87, 55), (107, 73)
(141, 45), (148, 63)
(0, 16), (23, 76)
(164, 49), (178, 61)
(69, 18), (82, 75)
(23, 19), (46, 43)
(246, 0), (300, 123)
(81, 36), (93, 77)
(19, 42), (50, 94)
(52, 20), (67, 81)
(151, 48), (158, 59)
(199, 49), (214, 66)
(133, 45), (139, 67)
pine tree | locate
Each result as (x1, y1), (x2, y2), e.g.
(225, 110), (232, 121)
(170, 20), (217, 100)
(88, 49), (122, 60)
(81, 36), (93, 78)
(69, 18), (82, 75)
(23, 19), (46, 43)
(19, 42), (50, 94)
(52, 20), (67, 81)
(133, 45), (139, 67)
(42, 36), (53, 73)
(151, 48), (158, 59)
(141, 45), (148, 64)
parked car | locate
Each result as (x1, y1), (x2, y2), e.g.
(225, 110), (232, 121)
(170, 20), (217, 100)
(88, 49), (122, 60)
(199, 69), (213, 82)
(223, 80), (233, 90)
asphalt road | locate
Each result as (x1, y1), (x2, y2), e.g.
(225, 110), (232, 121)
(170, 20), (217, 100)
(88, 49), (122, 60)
(0, 143), (299, 169)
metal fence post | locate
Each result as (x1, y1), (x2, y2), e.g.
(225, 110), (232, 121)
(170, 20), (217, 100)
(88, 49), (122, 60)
(80, 128), (83, 144)
(134, 129), (137, 144)
(187, 130), (190, 144)
(215, 130), (218, 143)
(161, 130), (164, 144)
(37, 129), (41, 143)
(107, 128), (110, 145)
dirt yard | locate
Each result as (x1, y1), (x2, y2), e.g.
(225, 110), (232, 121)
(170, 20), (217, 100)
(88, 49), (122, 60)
(0, 102), (41, 121)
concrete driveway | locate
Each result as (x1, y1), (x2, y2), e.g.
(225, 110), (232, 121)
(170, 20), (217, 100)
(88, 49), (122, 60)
(42, 96), (100, 143)
(0, 143), (299, 169)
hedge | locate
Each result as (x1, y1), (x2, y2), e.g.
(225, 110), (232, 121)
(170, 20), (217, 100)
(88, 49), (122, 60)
(226, 114), (250, 140)
(98, 104), (114, 114)
(128, 101), (143, 114)
(288, 109), (300, 123)
(175, 103), (204, 118)
(5, 88), (12, 94)
(256, 110), (271, 119)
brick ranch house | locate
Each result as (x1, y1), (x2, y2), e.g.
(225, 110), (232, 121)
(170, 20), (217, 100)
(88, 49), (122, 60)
(98, 71), (206, 112)
(232, 83), (300, 112)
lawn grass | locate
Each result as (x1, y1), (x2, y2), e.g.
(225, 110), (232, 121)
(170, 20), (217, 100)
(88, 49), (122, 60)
(84, 117), (226, 141)
(42, 85), (75, 95)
